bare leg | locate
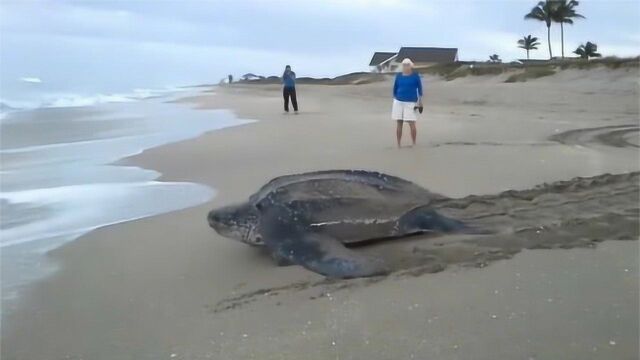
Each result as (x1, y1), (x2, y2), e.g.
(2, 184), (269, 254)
(396, 120), (403, 148)
(409, 122), (417, 146)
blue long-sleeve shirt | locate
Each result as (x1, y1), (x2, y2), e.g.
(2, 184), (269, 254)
(393, 72), (423, 102)
(282, 71), (296, 88)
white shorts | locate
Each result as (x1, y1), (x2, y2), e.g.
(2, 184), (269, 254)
(391, 99), (417, 121)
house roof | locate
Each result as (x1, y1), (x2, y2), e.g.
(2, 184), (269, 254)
(396, 47), (458, 63)
(369, 52), (397, 66)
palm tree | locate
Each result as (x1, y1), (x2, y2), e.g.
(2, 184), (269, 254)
(518, 35), (541, 59)
(525, 1), (556, 59)
(552, 0), (585, 58)
(574, 42), (601, 60)
(489, 54), (502, 63)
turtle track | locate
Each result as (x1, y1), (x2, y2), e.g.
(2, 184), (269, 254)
(211, 172), (639, 313)
(549, 124), (639, 148)
(431, 171), (639, 257)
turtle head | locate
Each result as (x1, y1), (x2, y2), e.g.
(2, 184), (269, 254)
(207, 203), (263, 246)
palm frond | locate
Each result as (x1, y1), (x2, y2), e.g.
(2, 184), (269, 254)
(552, 0), (586, 23)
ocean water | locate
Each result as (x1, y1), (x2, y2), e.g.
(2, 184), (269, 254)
(0, 72), (196, 113)
(0, 90), (253, 304)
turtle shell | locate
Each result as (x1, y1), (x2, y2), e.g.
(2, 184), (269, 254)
(252, 170), (447, 244)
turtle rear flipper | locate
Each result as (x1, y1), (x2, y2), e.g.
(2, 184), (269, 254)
(259, 205), (389, 278)
(399, 207), (492, 236)
(400, 207), (467, 233)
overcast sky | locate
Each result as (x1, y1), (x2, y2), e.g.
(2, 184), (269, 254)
(1, 0), (639, 96)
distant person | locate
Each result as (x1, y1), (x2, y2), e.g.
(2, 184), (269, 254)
(392, 58), (423, 147)
(282, 65), (298, 113)
(228, 74), (233, 84)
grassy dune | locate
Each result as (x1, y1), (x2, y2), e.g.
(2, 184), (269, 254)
(420, 56), (639, 82)
(235, 57), (638, 86)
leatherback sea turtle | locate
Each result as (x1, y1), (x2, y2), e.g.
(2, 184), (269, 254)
(208, 170), (472, 278)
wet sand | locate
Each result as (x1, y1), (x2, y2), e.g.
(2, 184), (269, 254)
(2, 67), (639, 359)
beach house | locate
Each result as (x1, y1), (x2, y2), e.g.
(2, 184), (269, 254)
(369, 52), (398, 72)
(241, 73), (265, 81)
(369, 47), (459, 72)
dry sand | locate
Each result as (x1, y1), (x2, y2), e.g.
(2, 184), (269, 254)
(2, 67), (639, 360)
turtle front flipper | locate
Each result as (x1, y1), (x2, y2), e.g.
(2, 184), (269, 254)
(271, 232), (389, 278)
(258, 204), (389, 278)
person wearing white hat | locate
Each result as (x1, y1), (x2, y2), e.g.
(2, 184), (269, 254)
(392, 58), (423, 147)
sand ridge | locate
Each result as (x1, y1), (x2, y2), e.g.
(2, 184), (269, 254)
(550, 124), (640, 148)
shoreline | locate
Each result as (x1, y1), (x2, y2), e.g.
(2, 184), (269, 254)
(0, 96), (252, 306)
(3, 68), (639, 359)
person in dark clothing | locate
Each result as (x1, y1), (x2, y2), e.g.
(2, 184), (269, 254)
(282, 65), (298, 113)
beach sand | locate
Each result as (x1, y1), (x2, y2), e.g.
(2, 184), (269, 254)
(3, 67), (639, 359)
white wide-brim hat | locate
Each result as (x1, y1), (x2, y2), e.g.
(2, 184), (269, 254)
(401, 58), (414, 66)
